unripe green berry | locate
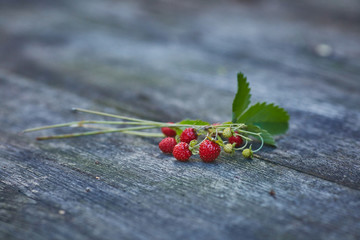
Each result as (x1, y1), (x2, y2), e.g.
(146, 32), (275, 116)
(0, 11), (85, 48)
(223, 143), (233, 154)
(223, 127), (232, 138)
(242, 148), (253, 159)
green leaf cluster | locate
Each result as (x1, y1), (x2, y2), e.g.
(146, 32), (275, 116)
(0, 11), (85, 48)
(232, 73), (289, 146)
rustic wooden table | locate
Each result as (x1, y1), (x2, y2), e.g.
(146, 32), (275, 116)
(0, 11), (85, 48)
(1, 0), (359, 239)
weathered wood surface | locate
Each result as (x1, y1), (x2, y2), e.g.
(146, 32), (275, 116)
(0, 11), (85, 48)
(1, 0), (360, 239)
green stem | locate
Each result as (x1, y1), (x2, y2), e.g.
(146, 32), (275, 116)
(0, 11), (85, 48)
(24, 120), (161, 133)
(234, 139), (248, 151)
(251, 134), (264, 153)
(121, 131), (164, 137)
(36, 126), (158, 140)
(75, 125), (165, 138)
(236, 129), (262, 136)
(24, 120), (206, 133)
(72, 108), (159, 124)
(24, 121), (81, 133)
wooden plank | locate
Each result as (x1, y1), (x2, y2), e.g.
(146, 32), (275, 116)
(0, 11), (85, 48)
(0, 0), (359, 188)
(0, 66), (360, 240)
(0, 0), (360, 239)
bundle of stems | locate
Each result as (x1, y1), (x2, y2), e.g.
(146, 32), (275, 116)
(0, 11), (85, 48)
(24, 108), (264, 152)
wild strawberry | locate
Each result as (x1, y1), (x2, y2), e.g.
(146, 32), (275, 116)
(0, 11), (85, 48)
(242, 148), (253, 159)
(161, 122), (176, 137)
(228, 133), (243, 147)
(158, 137), (177, 154)
(199, 140), (221, 162)
(222, 127), (232, 138)
(173, 142), (192, 162)
(180, 128), (198, 143)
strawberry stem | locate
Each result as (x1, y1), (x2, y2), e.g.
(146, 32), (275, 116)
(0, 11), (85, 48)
(72, 108), (159, 124)
(24, 108), (265, 153)
(35, 126), (158, 140)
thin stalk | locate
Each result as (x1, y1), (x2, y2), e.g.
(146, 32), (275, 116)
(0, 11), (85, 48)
(24, 120), (202, 133)
(251, 134), (264, 153)
(234, 139), (249, 151)
(79, 125), (165, 137)
(236, 129), (262, 136)
(24, 120), (161, 133)
(36, 126), (157, 140)
(24, 121), (81, 133)
(121, 131), (164, 137)
(72, 108), (159, 124)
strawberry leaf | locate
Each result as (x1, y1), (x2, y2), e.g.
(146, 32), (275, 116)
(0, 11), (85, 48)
(237, 102), (289, 135)
(179, 119), (210, 126)
(232, 73), (251, 123)
(246, 125), (276, 146)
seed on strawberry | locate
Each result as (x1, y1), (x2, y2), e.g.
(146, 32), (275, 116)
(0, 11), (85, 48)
(228, 133), (243, 147)
(173, 142), (192, 162)
(199, 140), (221, 162)
(161, 122), (177, 137)
(158, 137), (177, 154)
(222, 127), (232, 138)
(180, 128), (198, 143)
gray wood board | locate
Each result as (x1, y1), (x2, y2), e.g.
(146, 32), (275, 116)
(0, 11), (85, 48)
(0, 0), (360, 239)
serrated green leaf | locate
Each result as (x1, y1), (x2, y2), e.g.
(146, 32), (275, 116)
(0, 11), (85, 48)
(237, 102), (289, 135)
(179, 119), (210, 126)
(246, 125), (276, 146)
(232, 72), (251, 123)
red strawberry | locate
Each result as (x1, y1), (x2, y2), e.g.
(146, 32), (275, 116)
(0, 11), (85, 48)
(159, 137), (177, 154)
(199, 140), (221, 162)
(180, 128), (198, 143)
(173, 142), (192, 161)
(161, 122), (177, 137)
(228, 134), (243, 147)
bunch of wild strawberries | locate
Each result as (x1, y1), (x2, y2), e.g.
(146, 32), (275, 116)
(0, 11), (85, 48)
(158, 123), (253, 162)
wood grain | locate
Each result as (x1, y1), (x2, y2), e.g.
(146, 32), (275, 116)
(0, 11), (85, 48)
(0, 0), (359, 239)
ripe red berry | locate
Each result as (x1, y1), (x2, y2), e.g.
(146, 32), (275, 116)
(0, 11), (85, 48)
(161, 122), (177, 137)
(228, 135), (243, 147)
(199, 140), (221, 162)
(180, 128), (198, 143)
(159, 137), (177, 154)
(173, 142), (192, 162)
